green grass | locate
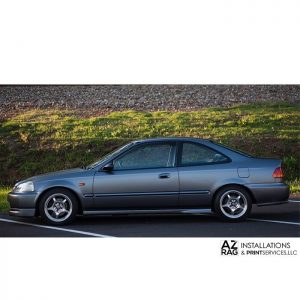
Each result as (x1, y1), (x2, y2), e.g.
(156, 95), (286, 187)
(0, 187), (11, 212)
(0, 102), (299, 212)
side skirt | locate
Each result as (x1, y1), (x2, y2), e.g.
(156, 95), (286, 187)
(82, 208), (213, 216)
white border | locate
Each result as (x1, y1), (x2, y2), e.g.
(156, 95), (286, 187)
(0, 1), (299, 299)
(1, 238), (299, 300)
(0, 0), (300, 83)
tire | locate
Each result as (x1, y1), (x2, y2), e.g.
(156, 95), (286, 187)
(214, 185), (252, 222)
(39, 188), (78, 225)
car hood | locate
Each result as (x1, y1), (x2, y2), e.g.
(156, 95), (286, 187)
(20, 168), (87, 183)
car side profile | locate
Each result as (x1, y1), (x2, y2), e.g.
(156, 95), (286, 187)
(8, 137), (289, 225)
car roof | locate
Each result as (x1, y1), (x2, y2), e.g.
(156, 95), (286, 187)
(132, 137), (210, 144)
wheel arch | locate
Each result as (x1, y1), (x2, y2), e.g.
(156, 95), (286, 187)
(35, 186), (83, 216)
(211, 183), (256, 210)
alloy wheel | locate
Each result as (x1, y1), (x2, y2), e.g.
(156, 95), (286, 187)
(44, 193), (73, 222)
(219, 190), (248, 219)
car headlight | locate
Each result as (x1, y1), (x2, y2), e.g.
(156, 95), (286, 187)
(13, 181), (35, 192)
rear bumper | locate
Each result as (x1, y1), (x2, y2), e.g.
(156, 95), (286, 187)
(7, 191), (39, 217)
(245, 183), (289, 206)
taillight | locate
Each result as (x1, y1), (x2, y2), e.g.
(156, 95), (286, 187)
(272, 166), (284, 178)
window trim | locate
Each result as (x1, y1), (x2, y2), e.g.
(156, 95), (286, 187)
(108, 141), (177, 171)
(177, 141), (232, 167)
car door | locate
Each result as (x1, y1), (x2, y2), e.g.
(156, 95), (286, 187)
(93, 142), (179, 209)
(178, 141), (231, 208)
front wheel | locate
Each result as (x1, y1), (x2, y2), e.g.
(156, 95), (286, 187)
(39, 188), (78, 225)
(214, 186), (252, 221)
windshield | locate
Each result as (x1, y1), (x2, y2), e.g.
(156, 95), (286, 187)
(86, 142), (133, 169)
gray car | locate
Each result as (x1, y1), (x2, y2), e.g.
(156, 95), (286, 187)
(8, 137), (289, 225)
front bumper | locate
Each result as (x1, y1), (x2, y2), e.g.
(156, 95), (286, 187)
(245, 183), (289, 206)
(7, 191), (39, 217)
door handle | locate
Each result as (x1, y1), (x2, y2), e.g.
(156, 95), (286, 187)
(159, 173), (171, 179)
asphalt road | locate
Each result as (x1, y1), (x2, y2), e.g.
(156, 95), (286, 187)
(0, 200), (299, 237)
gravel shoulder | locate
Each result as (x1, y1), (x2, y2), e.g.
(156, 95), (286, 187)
(1, 85), (299, 119)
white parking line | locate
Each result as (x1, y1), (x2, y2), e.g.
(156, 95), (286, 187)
(248, 218), (300, 226)
(0, 217), (115, 237)
(289, 200), (300, 203)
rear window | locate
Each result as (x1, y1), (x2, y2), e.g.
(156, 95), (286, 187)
(180, 142), (230, 166)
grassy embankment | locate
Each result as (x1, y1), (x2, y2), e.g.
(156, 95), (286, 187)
(0, 102), (299, 212)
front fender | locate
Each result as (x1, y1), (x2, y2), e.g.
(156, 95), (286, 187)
(34, 178), (94, 210)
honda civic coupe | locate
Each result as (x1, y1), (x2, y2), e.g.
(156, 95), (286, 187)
(8, 137), (289, 225)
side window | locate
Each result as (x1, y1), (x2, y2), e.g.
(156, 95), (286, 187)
(114, 143), (175, 170)
(180, 142), (229, 166)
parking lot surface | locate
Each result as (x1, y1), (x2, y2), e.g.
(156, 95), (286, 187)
(0, 200), (299, 237)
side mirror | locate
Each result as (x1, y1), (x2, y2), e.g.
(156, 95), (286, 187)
(102, 162), (114, 172)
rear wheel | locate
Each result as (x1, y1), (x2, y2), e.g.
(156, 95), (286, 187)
(214, 186), (252, 221)
(39, 188), (78, 225)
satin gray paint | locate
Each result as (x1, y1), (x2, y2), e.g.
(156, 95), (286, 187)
(93, 167), (179, 208)
(7, 137), (289, 217)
